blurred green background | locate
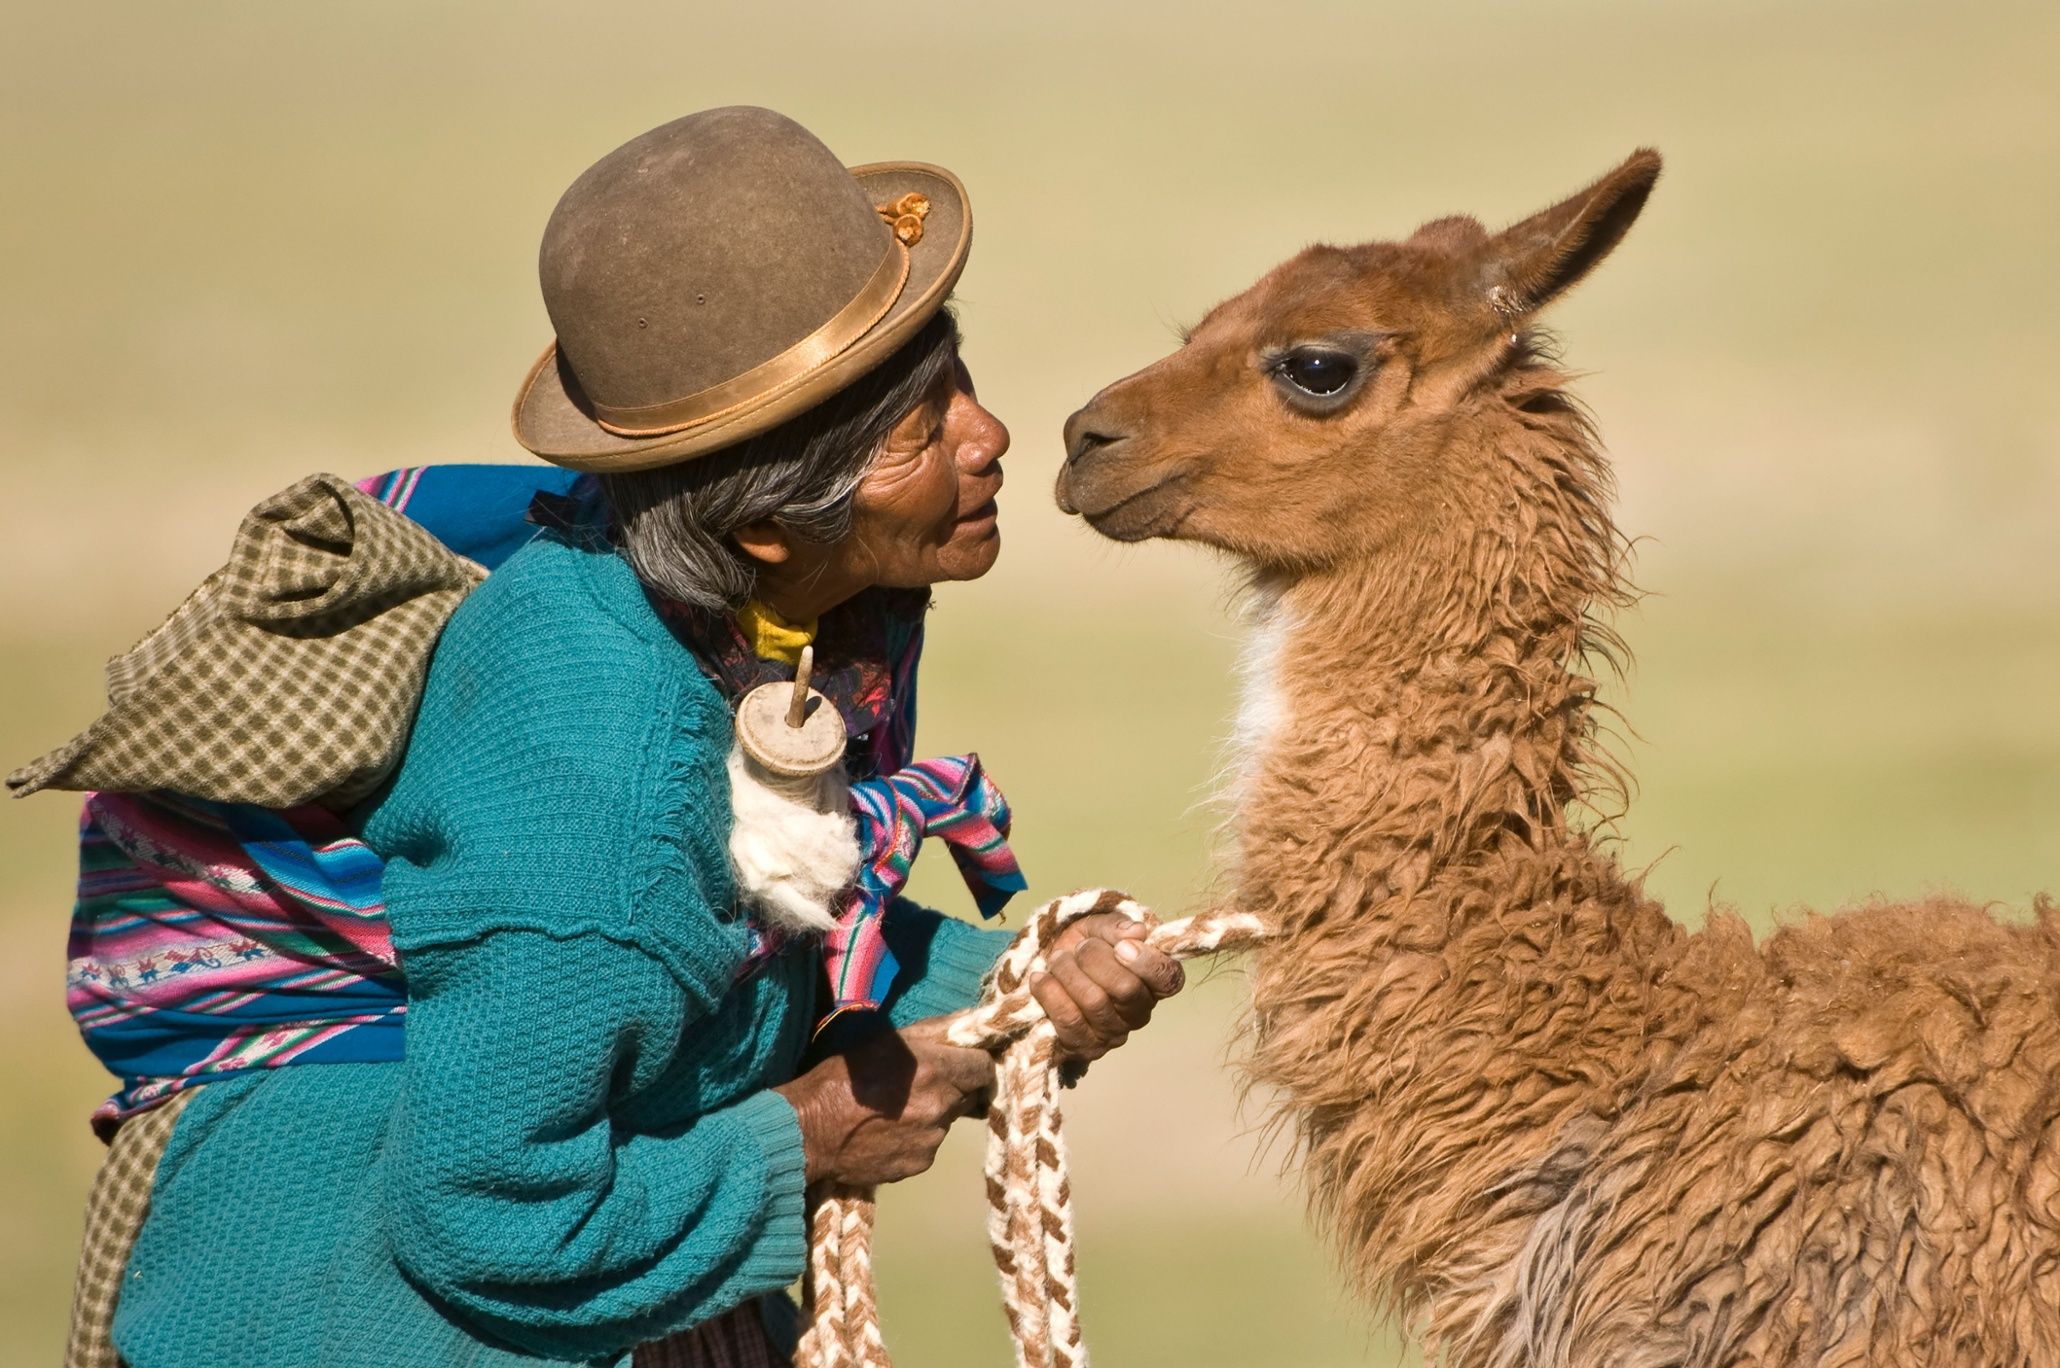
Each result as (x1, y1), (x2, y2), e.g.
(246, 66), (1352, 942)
(3, 2), (2057, 1364)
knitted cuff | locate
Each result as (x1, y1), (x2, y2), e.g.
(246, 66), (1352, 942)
(723, 1089), (811, 1294)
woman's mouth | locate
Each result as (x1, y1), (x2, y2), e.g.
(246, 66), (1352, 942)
(956, 497), (999, 530)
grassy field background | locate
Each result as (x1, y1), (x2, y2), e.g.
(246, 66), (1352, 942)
(3, 3), (2057, 1364)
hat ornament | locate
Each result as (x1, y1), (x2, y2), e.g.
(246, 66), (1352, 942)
(876, 192), (930, 247)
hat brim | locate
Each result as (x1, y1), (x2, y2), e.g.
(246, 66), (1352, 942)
(511, 162), (970, 472)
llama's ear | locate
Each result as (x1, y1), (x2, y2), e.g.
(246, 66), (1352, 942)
(1478, 149), (1661, 318)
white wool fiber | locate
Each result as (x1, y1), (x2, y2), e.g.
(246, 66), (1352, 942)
(725, 743), (861, 935)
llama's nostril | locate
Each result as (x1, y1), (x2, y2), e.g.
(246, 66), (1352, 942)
(1062, 407), (1127, 468)
(1067, 430), (1118, 466)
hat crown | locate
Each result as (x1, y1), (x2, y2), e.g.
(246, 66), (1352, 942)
(539, 106), (892, 415)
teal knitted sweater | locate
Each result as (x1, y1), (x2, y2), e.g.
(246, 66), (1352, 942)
(113, 530), (1014, 1367)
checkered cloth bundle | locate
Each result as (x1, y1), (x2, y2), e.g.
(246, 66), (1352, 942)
(795, 889), (1273, 1368)
(65, 1090), (194, 1368)
(8, 473), (482, 809)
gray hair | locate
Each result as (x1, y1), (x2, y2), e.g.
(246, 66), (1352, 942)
(602, 309), (961, 611)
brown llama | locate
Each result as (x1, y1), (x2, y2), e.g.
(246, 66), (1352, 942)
(1056, 151), (2060, 1367)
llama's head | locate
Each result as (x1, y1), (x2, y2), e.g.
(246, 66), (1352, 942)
(1057, 151), (1660, 582)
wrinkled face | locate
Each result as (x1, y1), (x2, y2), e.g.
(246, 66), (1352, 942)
(760, 356), (1010, 609)
(1056, 239), (1503, 571)
(841, 357), (1009, 587)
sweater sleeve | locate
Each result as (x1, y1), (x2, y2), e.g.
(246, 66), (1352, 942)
(382, 929), (808, 1359)
(876, 898), (1015, 1027)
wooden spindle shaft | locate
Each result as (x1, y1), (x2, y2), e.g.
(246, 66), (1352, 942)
(788, 644), (814, 729)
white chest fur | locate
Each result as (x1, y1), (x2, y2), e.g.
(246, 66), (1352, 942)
(1225, 581), (1292, 808)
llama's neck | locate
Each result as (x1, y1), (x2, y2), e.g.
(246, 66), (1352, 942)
(1231, 405), (1625, 929)
(1231, 387), (1686, 1326)
(1233, 562), (1614, 935)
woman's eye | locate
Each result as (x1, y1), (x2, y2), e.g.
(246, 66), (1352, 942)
(1275, 350), (1358, 397)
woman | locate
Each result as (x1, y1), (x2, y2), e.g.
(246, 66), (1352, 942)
(59, 107), (1183, 1366)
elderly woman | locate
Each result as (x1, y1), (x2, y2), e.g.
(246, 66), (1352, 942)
(49, 107), (1183, 1367)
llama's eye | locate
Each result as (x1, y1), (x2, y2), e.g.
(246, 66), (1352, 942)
(1275, 350), (1358, 397)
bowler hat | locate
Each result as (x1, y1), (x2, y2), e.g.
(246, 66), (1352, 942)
(512, 106), (971, 471)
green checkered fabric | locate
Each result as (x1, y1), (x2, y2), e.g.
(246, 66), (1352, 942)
(9, 474), (483, 809)
(66, 1091), (194, 1368)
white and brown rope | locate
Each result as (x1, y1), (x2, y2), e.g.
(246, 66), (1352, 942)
(794, 889), (1272, 1368)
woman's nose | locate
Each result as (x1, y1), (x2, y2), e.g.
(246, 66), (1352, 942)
(958, 399), (1009, 472)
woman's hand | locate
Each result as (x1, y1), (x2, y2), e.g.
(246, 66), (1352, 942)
(775, 1018), (994, 1187)
(774, 913), (1184, 1186)
(1030, 912), (1186, 1064)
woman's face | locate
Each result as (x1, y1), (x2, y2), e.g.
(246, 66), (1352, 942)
(748, 355), (1009, 615)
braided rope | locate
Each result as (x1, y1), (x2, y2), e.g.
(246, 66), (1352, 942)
(796, 889), (1273, 1368)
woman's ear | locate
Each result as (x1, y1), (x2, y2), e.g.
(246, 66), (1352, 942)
(731, 519), (794, 566)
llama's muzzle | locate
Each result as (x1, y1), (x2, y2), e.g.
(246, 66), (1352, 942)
(1055, 405), (1129, 516)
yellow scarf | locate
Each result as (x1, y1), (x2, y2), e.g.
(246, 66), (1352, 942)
(735, 599), (817, 666)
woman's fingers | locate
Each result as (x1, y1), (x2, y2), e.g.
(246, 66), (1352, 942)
(1111, 937), (1185, 999)
(783, 1018), (1010, 1188)
(931, 1043), (997, 1103)
(1068, 913), (1150, 950)
(1033, 956), (1131, 1060)
(1019, 912), (1196, 1062)
(1060, 914), (1187, 998)
(1072, 936), (1158, 1030)
(1050, 946), (1131, 1040)
(1030, 967), (1106, 1059)
(900, 1019), (997, 1107)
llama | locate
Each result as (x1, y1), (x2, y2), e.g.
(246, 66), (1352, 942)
(1057, 151), (2060, 1367)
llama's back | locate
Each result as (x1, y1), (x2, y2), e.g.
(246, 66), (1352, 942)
(1539, 895), (2060, 1367)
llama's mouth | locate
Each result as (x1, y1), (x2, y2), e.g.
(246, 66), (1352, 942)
(1074, 476), (1195, 543)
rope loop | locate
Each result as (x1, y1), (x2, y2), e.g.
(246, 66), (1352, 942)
(796, 890), (1272, 1368)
